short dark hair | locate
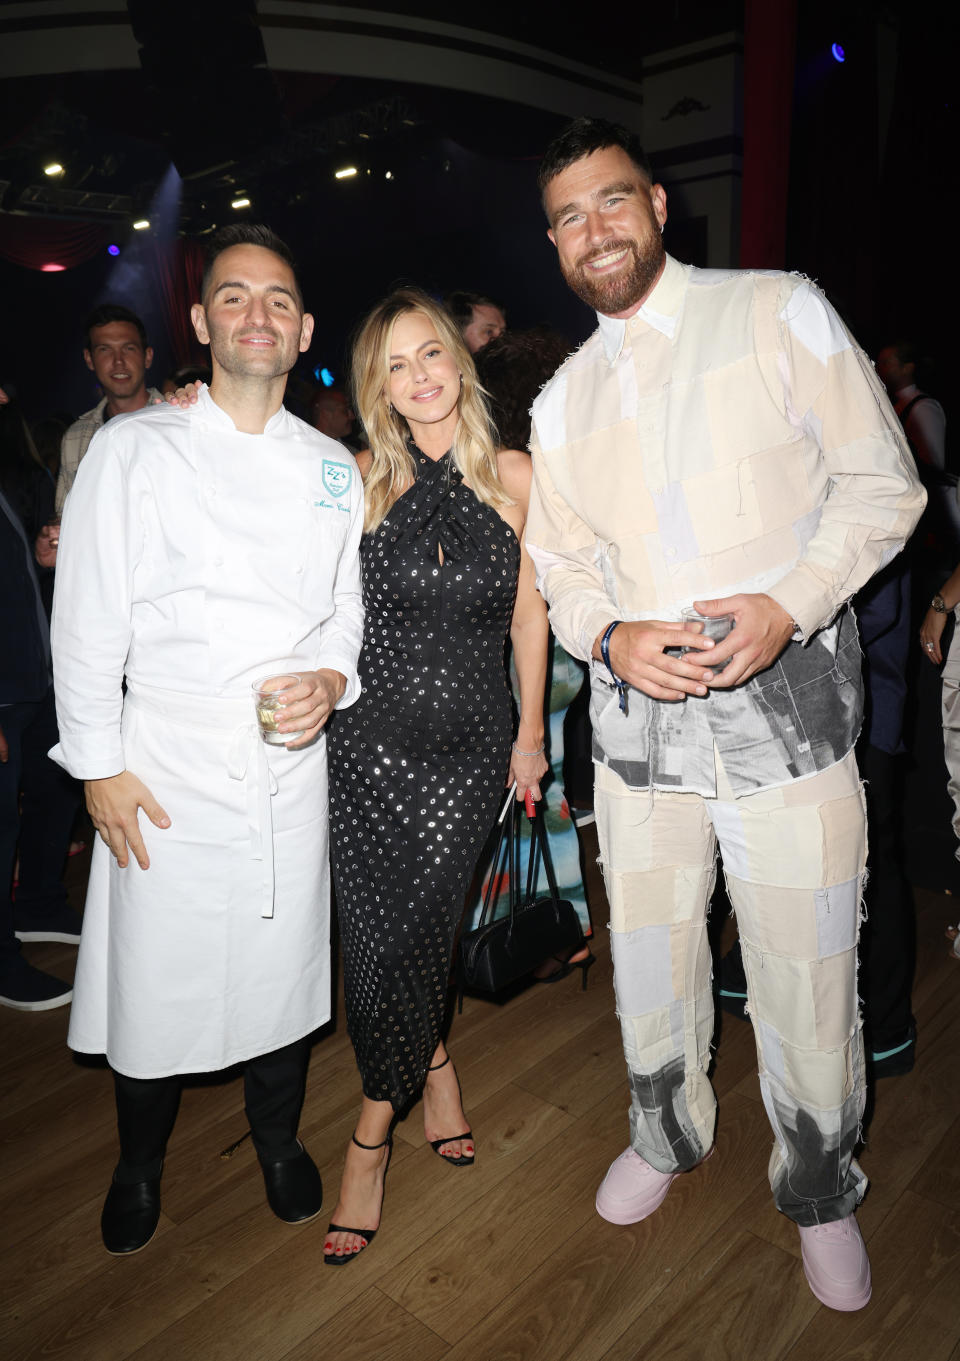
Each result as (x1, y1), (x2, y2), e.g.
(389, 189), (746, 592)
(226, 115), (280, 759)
(888, 339), (918, 368)
(167, 363), (212, 388)
(474, 327), (571, 451)
(84, 304), (148, 352)
(443, 290), (505, 332)
(537, 117), (652, 204)
(199, 223), (302, 307)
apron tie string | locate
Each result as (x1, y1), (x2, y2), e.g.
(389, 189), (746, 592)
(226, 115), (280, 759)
(227, 722), (278, 919)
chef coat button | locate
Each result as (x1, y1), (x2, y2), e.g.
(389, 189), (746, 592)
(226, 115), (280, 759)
(295, 565), (303, 574)
(665, 547), (677, 559)
(213, 555), (224, 567)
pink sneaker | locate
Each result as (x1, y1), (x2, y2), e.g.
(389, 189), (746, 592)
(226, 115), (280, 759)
(798, 1215), (872, 1311)
(595, 1148), (680, 1225)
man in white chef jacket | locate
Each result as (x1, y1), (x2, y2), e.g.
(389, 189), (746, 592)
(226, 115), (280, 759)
(50, 224), (364, 1255)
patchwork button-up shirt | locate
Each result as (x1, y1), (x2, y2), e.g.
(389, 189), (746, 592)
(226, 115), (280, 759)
(526, 254), (925, 796)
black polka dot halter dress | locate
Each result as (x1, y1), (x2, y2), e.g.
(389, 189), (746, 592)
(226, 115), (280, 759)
(328, 446), (519, 1109)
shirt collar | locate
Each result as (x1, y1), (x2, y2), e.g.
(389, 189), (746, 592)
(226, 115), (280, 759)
(597, 252), (688, 363)
(197, 383), (288, 435)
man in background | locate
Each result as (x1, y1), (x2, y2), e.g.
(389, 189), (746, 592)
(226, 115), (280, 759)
(55, 304), (161, 512)
(444, 289), (507, 354)
(310, 386), (358, 450)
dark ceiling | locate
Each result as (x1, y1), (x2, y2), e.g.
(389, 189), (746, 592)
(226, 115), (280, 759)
(2, 2), (748, 414)
(0, 0), (953, 417)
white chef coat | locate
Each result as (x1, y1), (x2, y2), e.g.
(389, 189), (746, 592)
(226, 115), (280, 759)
(50, 387), (364, 1078)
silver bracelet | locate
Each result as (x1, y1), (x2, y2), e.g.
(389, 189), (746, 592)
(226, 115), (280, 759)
(513, 741), (545, 756)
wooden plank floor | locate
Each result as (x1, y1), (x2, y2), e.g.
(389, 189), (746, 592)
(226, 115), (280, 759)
(2, 832), (959, 1361)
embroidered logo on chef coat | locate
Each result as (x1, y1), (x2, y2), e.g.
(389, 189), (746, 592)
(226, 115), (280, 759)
(321, 460), (352, 499)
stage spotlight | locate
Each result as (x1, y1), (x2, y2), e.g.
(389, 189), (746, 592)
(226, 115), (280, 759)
(107, 244), (120, 256)
(231, 197), (251, 209)
(132, 218), (150, 230)
(831, 42), (846, 62)
(41, 263), (66, 272)
(335, 166), (358, 180)
(385, 171), (394, 180)
(43, 162), (64, 176)
(314, 366), (335, 387)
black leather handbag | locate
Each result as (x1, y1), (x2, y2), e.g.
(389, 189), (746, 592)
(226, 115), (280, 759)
(457, 788), (585, 1010)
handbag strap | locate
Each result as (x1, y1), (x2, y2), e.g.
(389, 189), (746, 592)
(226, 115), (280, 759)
(478, 786), (518, 926)
(526, 801), (562, 903)
(525, 807), (541, 903)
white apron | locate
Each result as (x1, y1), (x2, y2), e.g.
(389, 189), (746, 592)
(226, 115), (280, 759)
(67, 681), (331, 1078)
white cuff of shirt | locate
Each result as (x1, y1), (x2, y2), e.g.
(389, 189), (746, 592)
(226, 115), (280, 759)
(48, 732), (125, 781)
(314, 655), (361, 709)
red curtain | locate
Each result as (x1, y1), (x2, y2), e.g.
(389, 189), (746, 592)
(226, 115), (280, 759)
(150, 237), (207, 368)
(740, 0), (798, 268)
(0, 214), (114, 270)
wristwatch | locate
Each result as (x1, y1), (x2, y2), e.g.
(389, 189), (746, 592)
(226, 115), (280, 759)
(932, 594), (948, 614)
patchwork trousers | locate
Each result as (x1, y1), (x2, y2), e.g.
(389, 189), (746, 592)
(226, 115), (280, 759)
(595, 748), (868, 1227)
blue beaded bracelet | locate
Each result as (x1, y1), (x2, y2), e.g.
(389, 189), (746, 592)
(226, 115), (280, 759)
(599, 621), (629, 714)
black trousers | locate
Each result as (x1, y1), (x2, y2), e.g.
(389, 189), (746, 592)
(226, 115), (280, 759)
(1, 688), (79, 963)
(857, 744), (916, 1051)
(112, 1036), (310, 1183)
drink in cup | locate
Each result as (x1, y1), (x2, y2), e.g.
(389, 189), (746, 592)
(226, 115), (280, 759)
(35, 514), (61, 569)
(679, 608), (735, 672)
(252, 674), (304, 745)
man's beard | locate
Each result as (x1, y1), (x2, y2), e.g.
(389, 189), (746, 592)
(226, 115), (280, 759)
(562, 235), (665, 315)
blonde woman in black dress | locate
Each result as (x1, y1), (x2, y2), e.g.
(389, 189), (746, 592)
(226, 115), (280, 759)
(324, 289), (549, 1263)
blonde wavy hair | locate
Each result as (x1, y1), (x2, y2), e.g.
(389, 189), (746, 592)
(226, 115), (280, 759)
(350, 287), (510, 532)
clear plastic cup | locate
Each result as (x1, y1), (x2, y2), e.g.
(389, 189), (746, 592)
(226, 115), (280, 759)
(252, 674), (304, 745)
(679, 609), (735, 671)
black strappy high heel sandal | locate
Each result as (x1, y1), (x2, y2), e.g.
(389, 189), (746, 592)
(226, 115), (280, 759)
(426, 1055), (475, 1167)
(534, 947), (596, 989)
(323, 1131), (392, 1266)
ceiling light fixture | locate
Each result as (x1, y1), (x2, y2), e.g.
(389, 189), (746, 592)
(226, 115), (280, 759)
(335, 166), (358, 180)
(231, 197), (251, 209)
(41, 263), (66, 272)
(43, 162), (64, 176)
(132, 218), (150, 230)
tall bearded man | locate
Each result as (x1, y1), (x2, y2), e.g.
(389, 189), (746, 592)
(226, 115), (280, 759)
(525, 118), (925, 1311)
(50, 224), (364, 1254)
